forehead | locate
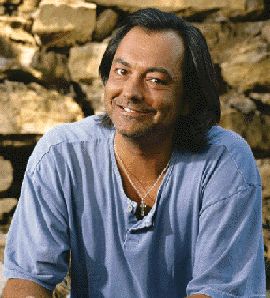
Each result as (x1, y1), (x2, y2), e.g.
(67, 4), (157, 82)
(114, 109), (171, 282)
(113, 26), (185, 74)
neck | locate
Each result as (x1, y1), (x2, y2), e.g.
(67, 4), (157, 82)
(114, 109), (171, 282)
(114, 131), (174, 178)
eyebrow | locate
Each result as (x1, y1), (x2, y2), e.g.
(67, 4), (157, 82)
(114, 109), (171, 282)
(113, 58), (130, 67)
(146, 67), (172, 79)
(113, 58), (173, 80)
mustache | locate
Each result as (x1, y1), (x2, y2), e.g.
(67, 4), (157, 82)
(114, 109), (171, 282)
(114, 98), (156, 113)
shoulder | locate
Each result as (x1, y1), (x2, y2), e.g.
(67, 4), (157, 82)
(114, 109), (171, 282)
(26, 115), (113, 173)
(39, 114), (113, 144)
(206, 125), (261, 187)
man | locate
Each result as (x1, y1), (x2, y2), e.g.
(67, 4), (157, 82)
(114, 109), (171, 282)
(3, 8), (266, 298)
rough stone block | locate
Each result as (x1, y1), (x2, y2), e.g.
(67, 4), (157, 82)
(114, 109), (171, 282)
(0, 17), (38, 74)
(264, 227), (270, 263)
(193, 21), (270, 64)
(220, 92), (270, 151)
(0, 6), (4, 15)
(31, 49), (70, 82)
(0, 35), (17, 76)
(68, 42), (107, 82)
(0, 261), (7, 297)
(94, 9), (118, 41)
(32, 0), (96, 47)
(225, 93), (257, 114)
(193, 22), (231, 63)
(0, 233), (7, 296)
(80, 79), (105, 114)
(88, 0), (264, 15)
(0, 198), (17, 222)
(0, 158), (13, 192)
(0, 81), (84, 134)
(221, 109), (270, 152)
(261, 115), (270, 151)
(250, 93), (270, 106)
(257, 159), (270, 199)
(0, 15), (32, 31)
(0, 0), (20, 4)
(262, 23), (270, 43)
(221, 39), (270, 91)
(18, 0), (40, 14)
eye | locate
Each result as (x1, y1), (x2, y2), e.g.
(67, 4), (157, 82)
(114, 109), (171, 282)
(147, 77), (168, 85)
(115, 68), (127, 76)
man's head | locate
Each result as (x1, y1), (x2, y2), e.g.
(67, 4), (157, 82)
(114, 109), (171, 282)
(99, 8), (220, 151)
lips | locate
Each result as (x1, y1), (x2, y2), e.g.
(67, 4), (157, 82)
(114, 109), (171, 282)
(117, 104), (155, 114)
(123, 107), (135, 113)
(122, 106), (153, 114)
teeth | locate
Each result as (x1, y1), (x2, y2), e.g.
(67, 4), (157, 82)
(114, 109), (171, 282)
(124, 107), (133, 113)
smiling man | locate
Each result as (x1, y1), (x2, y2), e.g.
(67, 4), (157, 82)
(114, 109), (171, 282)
(3, 8), (266, 298)
(105, 28), (184, 139)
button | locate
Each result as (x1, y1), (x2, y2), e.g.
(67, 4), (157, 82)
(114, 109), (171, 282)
(127, 204), (133, 213)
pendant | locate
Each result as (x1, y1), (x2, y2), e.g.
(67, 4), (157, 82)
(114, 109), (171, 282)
(140, 201), (146, 217)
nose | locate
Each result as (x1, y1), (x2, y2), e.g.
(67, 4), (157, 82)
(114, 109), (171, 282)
(122, 75), (144, 102)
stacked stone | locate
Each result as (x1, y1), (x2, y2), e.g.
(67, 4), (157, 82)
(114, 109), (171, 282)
(0, 0), (269, 295)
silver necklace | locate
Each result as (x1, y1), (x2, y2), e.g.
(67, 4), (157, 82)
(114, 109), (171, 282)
(114, 142), (170, 217)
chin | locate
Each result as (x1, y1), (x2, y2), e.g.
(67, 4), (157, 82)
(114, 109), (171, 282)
(116, 124), (164, 140)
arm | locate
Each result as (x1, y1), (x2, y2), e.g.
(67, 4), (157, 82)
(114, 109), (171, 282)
(186, 138), (265, 297)
(3, 144), (70, 292)
(3, 279), (52, 298)
(186, 185), (265, 298)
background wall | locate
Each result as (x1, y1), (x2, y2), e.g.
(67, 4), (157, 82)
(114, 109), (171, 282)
(0, 0), (269, 296)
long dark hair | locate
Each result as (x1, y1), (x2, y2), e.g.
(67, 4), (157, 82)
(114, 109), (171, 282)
(98, 8), (220, 152)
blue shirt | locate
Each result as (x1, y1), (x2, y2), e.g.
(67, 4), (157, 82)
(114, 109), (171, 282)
(4, 115), (266, 297)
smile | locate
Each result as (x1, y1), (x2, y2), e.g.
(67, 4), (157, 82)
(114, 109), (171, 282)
(123, 107), (147, 113)
(119, 106), (155, 115)
(123, 107), (135, 113)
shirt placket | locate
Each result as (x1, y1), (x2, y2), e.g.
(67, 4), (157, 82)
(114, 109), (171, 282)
(123, 200), (157, 250)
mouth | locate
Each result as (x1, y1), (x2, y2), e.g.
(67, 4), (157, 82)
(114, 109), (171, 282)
(118, 105), (155, 115)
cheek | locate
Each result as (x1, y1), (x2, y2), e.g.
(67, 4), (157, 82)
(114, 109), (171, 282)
(104, 81), (113, 94)
(154, 90), (180, 110)
(103, 86), (114, 113)
(158, 93), (182, 120)
(104, 81), (118, 101)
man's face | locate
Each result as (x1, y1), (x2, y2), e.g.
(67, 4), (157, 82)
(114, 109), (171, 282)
(104, 26), (186, 139)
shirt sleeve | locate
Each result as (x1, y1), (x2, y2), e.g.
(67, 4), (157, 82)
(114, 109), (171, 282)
(186, 145), (266, 297)
(3, 148), (70, 291)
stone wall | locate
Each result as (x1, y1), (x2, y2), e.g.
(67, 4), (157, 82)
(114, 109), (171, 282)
(0, 0), (269, 295)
